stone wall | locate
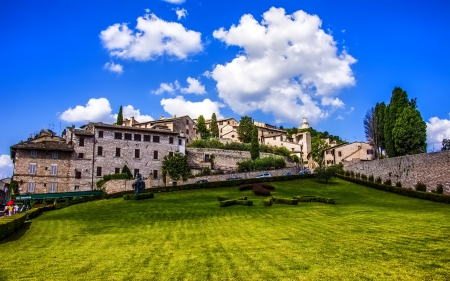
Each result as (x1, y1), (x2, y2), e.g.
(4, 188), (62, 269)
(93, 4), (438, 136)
(344, 151), (450, 193)
(104, 179), (153, 194)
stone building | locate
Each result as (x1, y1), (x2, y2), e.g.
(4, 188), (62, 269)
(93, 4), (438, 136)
(323, 141), (375, 166)
(0, 178), (11, 206)
(10, 123), (186, 194)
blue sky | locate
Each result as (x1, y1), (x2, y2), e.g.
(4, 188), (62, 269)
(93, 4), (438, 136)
(1, 0), (450, 178)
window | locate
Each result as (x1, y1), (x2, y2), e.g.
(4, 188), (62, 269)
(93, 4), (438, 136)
(338, 151), (342, 157)
(153, 170), (158, 179)
(134, 134), (141, 141)
(115, 168), (120, 174)
(116, 148), (121, 157)
(78, 153), (84, 158)
(169, 152), (174, 157)
(205, 154), (210, 162)
(30, 150), (37, 157)
(143, 135), (151, 142)
(51, 151), (58, 159)
(75, 171), (82, 179)
(29, 163), (36, 175)
(153, 136), (160, 143)
(124, 133), (132, 140)
(169, 137), (174, 144)
(231, 135), (235, 138)
(135, 149), (140, 158)
(153, 151), (158, 159)
(28, 182), (35, 193)
(74, 185), (80, 191)
(97, 146), (103, 156)
(178, 139), (182, 145)
(186, 120), (189, 125)
(227, 121), (230, 124)
(367, 150), (374, 155)
(96, 167), (102, 177)
(114, 132), (122, 139)
(134, 169), (140, 178)
(50, 165), (58, 176)
(79, 137), (85, 146)
(292, 148), (295, 151)
(273, 137), (276, 140)
(186, 129), (189, 135)
(219, 121), (223, 125)
(49, 183), (57, 193)
(98, 130), (104, 138)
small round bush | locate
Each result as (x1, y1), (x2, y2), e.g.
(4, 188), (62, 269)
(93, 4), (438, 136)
(395, 181), (402, 188)
(375, 177), (382, 184)
(345, 171), (350, 176)
(350, 171), (355, 178)
(368, 175), (374, 182)
(361, 174), (367, 180)
(415, 182), (427, 192)
(436, 184), (444, 194)
(383, 179), (392, 186)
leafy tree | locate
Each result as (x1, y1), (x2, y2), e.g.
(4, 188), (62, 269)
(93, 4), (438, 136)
(117, 106), (123, 125)
(314, 165), (338, 183)
(310, 137), (329, 167)
(210, 113), (219, 138)
(384, 87), (410, 157)
(290, 155), (300, 163)
(196, 115), (208, 139)
(250, 125), (260, 160)
(9, 176), (19, 196)
(364, 107), (379, 159)
(121, 165), (132, 179)
(279, 125), (284, 130)
(392, 107), (427, 155)
(375, 102), (386, 155)
(161, 152), (190, 183)
(442, 139), (450, 151)
(237, 116), (254, 143)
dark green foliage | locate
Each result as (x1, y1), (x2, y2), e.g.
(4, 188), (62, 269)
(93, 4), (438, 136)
(237, 116), (254, 143)
(361, 174), (367, 180)
(350, 171), (355, 178)
(235, 200), (253, 206)
(375, 177), (382, 184)
(217, 196), (230, 201)
(442, 139), (450, 151)
(25, 208), (40, 220)
(272, 146), (292, 158)
(437, 184), (444, 194)
(415, 182), (427, 192)
(383, 179), (392, 186)
(375, 102), (386, 154)
(250, 125), (260, 160)
(338, 174), (450, 204)
(271, 197), (298, 205)
(219, 199), (253, 207)
(9, 177), (19, 196)
(310, 137), (329, 166)
(121, 165), (133, 179)
(263, 197), (273, 206)
(123, 193), (154, 200)
(293, 195), (335, 204)
(291, 155), (300, 163)
(314, 165), (338, 183)
(117, 106), (123, 125)
(237, 156), (286, 172)
(210, 113), (219, 138)
(395, 181), (402, 187)
(345, 171), (351, 176)
(196, 115), (208, 138)
(368, 175), (374, 182)
(162, 152), (190, 183)
(253, 185), (271, 196)
(0, 213), (27, 240)
(393, 107), (427, 155)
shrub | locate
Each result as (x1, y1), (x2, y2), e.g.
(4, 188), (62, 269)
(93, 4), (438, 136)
(25, 208), (40, 220)
(375, 177), (382, 184)
(368, 175), (374, 182)
(355, 173), (360, 179)
(437, 184), (444, 194)
(344, 171), (351, 177)
(239, 184), (253, 191)
(253, 185), (271, 196)
(272, 197), (298, 205)
(0, 213), (27, 240)
(220, 199), (253, 207)
(314, 165), (338, 183)
(237, 156), (286, 172)
(395, 181), (402, 187)
(293, 196), (335, 204)
(383, 179), (392, 186)
(217, 196), (230, 201)
(260, 183), (275, 190)
(263, 197), (273, 206)
(350, 171), (355, 178)
(361, 174), (367, 181)
(415, 182), (427, 192)
(123, 193), (154, 200)
(220, 199), (236, 207)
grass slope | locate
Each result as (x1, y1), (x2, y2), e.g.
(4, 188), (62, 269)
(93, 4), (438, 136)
(1, 178), (450, 280)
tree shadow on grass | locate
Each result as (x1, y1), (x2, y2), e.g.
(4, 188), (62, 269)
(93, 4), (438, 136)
(0, 221), (32, 244)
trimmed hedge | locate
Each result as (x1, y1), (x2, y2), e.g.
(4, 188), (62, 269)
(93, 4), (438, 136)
(272, 197), (298, 205)
(219, 199), (253, 207)
(25, 208), (40, 220)
(218, 196), (230, 201)
(239, 184), (254, 191)
(235, 200), (253, 206)
(263, 197), (272, 206)
(337, 174), (450, 204)
(293, 196), (335, 204)
(0, 213), (27, 240)
(123, 193), (155, 200)
(253, 185), (271, 196)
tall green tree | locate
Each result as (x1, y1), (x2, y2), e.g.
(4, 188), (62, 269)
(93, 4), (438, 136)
(161, 152), (191, 183)
(392, 107), (427, 155)
(250, 125), (260, 160)
(384, 87), (410, 157)
(196, 115), (208, 139)
(210, 113), (219, 138)
(237, 116), (254, 143)
(116, 106), (123, 125)
(121, 165), (132, 179)
(364, 107), (379, 159)
(310, 137), (329, 167)
(374, 102), (386, 155)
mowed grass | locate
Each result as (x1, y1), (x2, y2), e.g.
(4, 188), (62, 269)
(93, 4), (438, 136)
(2, 179), (450, 281)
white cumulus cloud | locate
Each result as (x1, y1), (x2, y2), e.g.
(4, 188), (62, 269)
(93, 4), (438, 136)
(0, 155), (13, 179)
(427, 114), (450, 148)
(211, 7), (356, 124)
(100, 12), (202, 61)
(180, 77), (206, 94)
(163, 0), (185, 4)
(175, 8), (188, 20)
(152, 82), (177, 95)
(161, 96), (223, 119)
(103, 61), (124, 74)
(59, 98), (153, 123)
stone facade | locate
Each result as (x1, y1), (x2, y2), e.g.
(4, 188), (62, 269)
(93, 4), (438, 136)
(344, 150), (450, 193)
(103, 179), (153, 194)
(131, 115), (196, 143)
(324, 142), (375, 166)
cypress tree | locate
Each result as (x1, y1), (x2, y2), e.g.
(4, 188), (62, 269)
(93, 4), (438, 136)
(121, 165), (132, 179)
(197, 115), (208, 138)
(210, 113), (219, 138)
(250, 125), (260, 160)
(384, 87), (409, 157)
(237, 116), (254, 143)
(392, 107), (427, 155)
(117, 106), (124, 125)
(375, 102), (386, 156)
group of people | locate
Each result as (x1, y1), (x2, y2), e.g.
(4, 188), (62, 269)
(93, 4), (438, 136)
(3, 204), (29, 217)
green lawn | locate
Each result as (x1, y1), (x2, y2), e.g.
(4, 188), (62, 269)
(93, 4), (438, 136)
(2, 178), (450, 281)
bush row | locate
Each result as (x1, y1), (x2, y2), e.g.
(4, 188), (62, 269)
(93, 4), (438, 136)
(293, 196), (335, 204)
(263, 197), (273, 206)
(337, 174), (450, 204)
(217, 196), (247, 201)
(237, 156), (286, 172)
(271, 197), (299, 205)
(253, 186), (271, 196)
(0, 213), (27, 240)
(219, 199), (253, 207)
(239, 183), (275, 191)
(123, 193), (155, 200)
